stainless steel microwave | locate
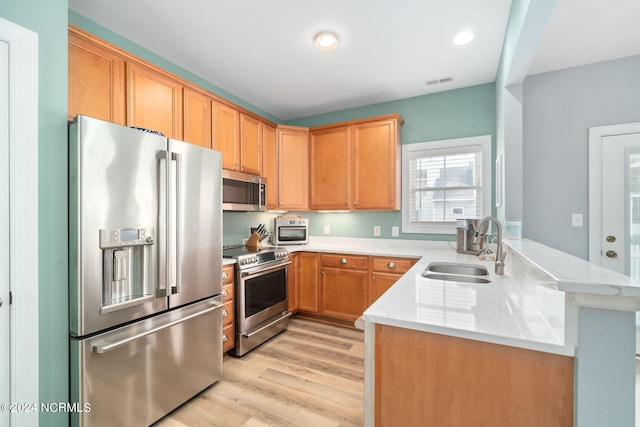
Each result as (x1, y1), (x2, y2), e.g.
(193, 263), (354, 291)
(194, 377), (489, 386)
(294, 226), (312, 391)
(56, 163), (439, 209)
(274, 217), (308, 245)
(222, 169), (266, 211)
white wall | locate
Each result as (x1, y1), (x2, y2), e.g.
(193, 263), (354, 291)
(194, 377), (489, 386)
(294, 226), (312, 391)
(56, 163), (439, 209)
(523, 54), (640, 259)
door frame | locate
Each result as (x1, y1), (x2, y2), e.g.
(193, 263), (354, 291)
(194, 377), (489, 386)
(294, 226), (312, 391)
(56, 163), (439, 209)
(588, 122), (640, 263)
(0, 17), (39, 424)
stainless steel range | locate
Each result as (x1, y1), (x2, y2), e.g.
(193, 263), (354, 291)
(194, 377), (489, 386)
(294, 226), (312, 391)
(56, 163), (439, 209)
(223, 246), (291, 356)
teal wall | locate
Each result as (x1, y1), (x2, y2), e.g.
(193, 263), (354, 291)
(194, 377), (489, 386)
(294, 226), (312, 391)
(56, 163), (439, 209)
(69, 11), (280, 124)
(224, 84), (496, 245)
(0, 1), (69, 426)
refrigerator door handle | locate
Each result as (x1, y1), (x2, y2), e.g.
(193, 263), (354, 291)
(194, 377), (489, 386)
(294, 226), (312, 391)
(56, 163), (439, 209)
(171, 152), (182, 295)
(157, 150), (170, 298)
(91, 300), (223, 354)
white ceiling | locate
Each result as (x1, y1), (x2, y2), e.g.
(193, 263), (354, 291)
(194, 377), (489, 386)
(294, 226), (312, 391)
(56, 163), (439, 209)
(68, 0), (640, 121)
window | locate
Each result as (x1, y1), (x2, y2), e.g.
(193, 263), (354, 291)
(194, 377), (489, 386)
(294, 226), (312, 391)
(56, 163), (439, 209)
(402, 135), (492, 234)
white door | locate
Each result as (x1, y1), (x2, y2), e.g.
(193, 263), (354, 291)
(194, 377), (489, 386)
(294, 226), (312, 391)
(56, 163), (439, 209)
(0, 38), (11, 423)
(601, 133), (640, 277)
(599, 132), (640, 355)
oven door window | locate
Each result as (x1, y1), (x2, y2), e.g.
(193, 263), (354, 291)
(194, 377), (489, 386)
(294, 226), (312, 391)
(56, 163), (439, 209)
(278, 227), (307, 242)
(245, 269), (287, 317)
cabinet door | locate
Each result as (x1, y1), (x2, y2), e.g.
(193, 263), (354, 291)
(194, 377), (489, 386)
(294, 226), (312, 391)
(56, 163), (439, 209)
(351, 118), (400, 209)
(239, 114), (262, 175)
(277, 126), (309, 210)
(321, 268), (368, 322)
(262, 124), (278, 210)
(126, 62), (183, 139)
(296, 252), (319, 313)
(310, 126), (351, 210)
(183, 87), (212, 148)
(287, 253), (298, 313)
(369, 272), (402, 305)
(212, 101), (240, 170)
(68, 29), (126, 124)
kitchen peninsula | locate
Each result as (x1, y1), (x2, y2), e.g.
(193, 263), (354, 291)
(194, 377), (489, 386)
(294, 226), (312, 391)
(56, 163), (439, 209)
(287, 236), (640, 427)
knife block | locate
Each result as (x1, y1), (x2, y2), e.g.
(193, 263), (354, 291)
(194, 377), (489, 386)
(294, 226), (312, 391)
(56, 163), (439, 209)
(245, 232), (262, 252)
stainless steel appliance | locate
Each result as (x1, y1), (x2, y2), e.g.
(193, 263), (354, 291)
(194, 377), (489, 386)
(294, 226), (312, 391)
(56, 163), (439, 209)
(456, 218), (482, 254)
(274, 216), (309, 245)
(223, 246), (291, 356)
(222, 169), (266, 211)
(68, 115), (224, 426)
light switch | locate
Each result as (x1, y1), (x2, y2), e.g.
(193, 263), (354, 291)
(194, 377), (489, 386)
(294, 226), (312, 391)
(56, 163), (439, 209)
(323, 225), (330, 235)
(572, 213), (583, 227)
(392, 226), (399, 237)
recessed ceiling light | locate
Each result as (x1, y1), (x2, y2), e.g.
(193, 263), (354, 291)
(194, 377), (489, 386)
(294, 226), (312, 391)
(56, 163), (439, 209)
(314, 31), (339, 51)
(453, 30), (474, 46)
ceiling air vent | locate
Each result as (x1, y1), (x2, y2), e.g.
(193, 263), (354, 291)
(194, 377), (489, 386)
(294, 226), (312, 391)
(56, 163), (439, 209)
(424, 76), (454, 87)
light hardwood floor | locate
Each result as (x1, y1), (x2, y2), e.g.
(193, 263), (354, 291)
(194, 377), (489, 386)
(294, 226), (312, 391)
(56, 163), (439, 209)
(155, 317), (365, 427)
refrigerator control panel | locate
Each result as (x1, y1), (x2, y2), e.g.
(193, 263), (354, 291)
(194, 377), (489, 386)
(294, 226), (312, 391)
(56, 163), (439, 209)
(99, 227), (155, 249)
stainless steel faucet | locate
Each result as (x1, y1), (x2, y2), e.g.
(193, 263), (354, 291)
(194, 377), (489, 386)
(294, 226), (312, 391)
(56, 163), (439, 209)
(472, 216), (506, 275)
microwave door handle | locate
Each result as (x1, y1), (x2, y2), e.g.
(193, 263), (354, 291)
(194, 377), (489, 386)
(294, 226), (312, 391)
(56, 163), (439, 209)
(171, 151), (182, 295)
(156, 150), (169, 297)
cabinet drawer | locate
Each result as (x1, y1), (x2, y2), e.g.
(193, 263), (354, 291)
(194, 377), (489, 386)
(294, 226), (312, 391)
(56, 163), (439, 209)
(222, 323), (235, 353)
(321, 254), (368, 270)
(222, 300), (234, 326)
(222, 283), (234, 301)
(222, 265), (235, 286)
(371, 257), (416, 274)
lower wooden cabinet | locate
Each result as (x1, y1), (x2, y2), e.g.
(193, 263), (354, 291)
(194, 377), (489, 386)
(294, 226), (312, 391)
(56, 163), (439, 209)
(287, 252), (298, 313)
(296, 252), (319, 313)
(320, 254), (368, 322)
(293, 252), (418, 325)
(222, 264), (235, 353)
(368, 256), (417, 305)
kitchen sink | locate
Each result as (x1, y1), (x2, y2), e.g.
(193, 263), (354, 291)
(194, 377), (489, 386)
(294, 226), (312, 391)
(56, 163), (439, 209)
(421, 262), (492, 284)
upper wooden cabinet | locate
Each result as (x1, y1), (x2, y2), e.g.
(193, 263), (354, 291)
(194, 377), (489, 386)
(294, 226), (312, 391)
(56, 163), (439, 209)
(310, 126), (351, 210)
(212, 101), (240, 169)
(212, 102), (263, 175)
(183, 87), (212, 149)
(239, 114), (262, 176)
(352, 117), (402, 209)
(276, 125), (309, 210)
(126, 61), (183, 139)
(310, 114), (403, 211)
(68, 26), (277, 151)
(68, 27), (126, 124)
(262, 124), (278, 210)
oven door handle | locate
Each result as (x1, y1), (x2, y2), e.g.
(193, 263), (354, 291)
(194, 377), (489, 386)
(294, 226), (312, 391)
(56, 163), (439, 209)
(242, 311), (292, 338)
(240, 261), (291, 278)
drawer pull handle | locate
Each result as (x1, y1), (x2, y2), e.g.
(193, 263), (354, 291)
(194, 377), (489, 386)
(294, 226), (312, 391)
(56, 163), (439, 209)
(222, 272), (228, 280)
(387, 262), (396, 269)
(222, 334), (228, 342)
(222, 289), (228, 297)
(222, 309), (228, 317)
(340, 258), (347, 264)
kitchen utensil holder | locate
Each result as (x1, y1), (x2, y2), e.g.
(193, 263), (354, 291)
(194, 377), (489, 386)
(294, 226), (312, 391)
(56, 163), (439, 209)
(245, 232), (262, 252)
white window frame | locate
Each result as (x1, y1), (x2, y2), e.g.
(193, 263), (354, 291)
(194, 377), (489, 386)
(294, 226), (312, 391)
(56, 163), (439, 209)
(402, 135), (492, 234)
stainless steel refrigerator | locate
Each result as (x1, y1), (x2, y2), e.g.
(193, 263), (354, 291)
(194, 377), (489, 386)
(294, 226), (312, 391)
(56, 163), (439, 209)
(68, 115), (223, 426)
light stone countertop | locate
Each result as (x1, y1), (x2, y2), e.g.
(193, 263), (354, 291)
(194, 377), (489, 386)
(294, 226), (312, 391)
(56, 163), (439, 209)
(279, 236), (640, 356)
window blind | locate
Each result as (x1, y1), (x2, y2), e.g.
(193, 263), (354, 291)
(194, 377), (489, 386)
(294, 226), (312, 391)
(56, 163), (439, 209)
(408, 145), (483, 223)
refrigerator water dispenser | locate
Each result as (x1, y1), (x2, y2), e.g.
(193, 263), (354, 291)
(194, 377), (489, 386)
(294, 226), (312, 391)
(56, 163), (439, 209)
(99, 227), (155, 313)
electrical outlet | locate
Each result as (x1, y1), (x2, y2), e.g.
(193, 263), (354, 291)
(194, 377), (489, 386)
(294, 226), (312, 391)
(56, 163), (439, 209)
(392, 226), (399, 237)
(324, 224), (330, 235)
(572, 213), (583, 227)
(374, 226), (381, 236)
